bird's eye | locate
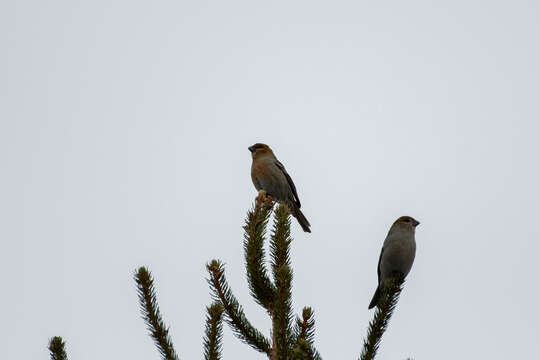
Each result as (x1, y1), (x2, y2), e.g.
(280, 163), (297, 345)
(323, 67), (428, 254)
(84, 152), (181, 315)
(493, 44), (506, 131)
(404, 219), (411, 223)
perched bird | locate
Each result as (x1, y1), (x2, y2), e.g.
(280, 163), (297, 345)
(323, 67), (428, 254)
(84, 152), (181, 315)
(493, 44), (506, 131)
(368, 216), (419, 309)
(248, 143), (311, 233)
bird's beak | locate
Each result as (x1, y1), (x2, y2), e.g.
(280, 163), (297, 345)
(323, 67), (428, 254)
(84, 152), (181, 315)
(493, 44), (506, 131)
(414, 220), (420, 227)
(248, 146), (255, 153)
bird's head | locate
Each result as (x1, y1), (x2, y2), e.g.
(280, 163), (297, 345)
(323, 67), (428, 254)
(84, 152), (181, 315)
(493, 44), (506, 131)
(248, 143), (274, 159)
(392, 216), (420, 231)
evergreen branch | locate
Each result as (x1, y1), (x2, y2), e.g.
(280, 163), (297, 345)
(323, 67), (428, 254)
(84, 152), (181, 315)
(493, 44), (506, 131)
(48, 336), (68, 360)
(207, 260), (272, 356)
(270, 204), (293, 276)
(292, 339), (322, 360)
(134, 267), (180, 360)
(359, 275), (405, 360)
(244, 199), (276, 311)
(291, 308), (322, 360)
(273, 264), (293, 360)
(270, 204), (293, 360)
(204, 302), (224, 360)
(293, 308), (316, 346)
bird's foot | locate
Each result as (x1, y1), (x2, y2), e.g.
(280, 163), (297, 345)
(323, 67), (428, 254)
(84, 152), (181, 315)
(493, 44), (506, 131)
(255, 190), (274, 208)
(256, 190), (267, 203)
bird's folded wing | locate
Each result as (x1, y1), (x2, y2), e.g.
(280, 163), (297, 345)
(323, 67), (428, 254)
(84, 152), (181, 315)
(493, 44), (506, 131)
(274, 160), (301, 208)
(377, 247), (384, 283)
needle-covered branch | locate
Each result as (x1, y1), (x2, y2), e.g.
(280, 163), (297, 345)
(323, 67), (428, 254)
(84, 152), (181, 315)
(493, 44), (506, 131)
(292, 307), (315, 348)
(203, 302), (224, 360)
(48, 336), (68, 360)
(244, 199), (276, 311)
(291, 307), (322, 360)
(207, 260), (272, 356)
(359, 276), (405, 360)
(270, 204), (294, 360)
(135, 267), (180, 360)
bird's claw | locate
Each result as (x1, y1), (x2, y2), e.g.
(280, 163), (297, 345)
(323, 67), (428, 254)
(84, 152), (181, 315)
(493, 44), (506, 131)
(256, 190), (274, 207)
(256, 190), (267, 203)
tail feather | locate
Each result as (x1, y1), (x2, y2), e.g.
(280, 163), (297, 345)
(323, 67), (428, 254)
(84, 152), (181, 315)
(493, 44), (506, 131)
(368, 285), (381, 309)
(291, 204), (311, 233)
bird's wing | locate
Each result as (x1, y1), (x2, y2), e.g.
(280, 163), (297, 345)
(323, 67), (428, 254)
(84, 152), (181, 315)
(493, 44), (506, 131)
(376, 247), (384, 283)
(274, 160), (301, 208)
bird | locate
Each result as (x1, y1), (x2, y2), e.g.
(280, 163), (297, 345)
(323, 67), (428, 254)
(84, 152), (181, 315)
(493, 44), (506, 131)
(368, 216), (419, 309)
(248, 143), (311, 233)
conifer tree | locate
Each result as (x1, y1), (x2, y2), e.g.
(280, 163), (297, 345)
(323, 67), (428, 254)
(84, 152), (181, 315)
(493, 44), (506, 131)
(48, 196), (410, 359)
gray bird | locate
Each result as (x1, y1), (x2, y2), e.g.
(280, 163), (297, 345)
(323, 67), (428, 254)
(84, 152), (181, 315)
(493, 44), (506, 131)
(368, 216), (419, 309)
(248, 143), (311, 233)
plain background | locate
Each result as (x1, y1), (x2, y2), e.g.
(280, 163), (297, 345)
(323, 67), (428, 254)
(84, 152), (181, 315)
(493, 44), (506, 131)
(2, 1), (539, 359)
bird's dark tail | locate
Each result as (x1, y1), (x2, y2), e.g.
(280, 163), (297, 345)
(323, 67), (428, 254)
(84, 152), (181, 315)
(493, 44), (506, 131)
(290, 203), (311, 233)
(368, 285), (381, 309)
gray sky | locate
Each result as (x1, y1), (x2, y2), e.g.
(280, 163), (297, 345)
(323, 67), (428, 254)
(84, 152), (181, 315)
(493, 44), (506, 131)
(2, 1), (539, 359)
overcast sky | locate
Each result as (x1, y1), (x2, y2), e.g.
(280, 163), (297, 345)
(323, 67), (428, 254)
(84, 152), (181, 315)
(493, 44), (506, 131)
(2, 1), (539, 359)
